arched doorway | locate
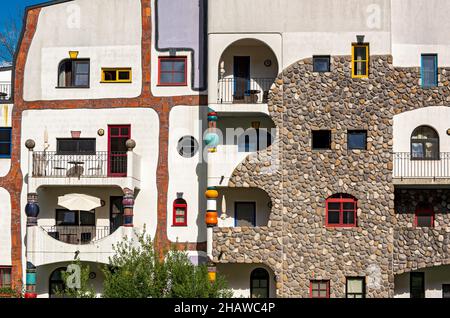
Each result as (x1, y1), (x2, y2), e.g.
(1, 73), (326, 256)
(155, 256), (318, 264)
(250, 268), (270, 298)
(49, 267), (66, 298)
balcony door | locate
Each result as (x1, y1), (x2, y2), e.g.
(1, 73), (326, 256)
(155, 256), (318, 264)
(108, 125), (130, 177)
(233, 56), (250, 100)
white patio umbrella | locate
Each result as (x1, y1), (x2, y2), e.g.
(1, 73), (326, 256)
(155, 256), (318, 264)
(57, 194), (101, 226)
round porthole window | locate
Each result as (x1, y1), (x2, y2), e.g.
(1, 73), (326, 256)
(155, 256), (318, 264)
(177, 136), (199, 158)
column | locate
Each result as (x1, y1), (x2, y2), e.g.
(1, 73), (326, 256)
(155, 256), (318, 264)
(24, 192), (39, 298)
(122, 188), (135, 227)
(204, 110), (220, 282)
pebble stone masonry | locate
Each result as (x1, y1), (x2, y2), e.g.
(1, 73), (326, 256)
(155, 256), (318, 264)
(213, 55), (450, 297)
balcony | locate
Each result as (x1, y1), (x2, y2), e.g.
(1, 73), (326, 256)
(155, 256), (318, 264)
(0, 82), (11, 100)
(41, 225), (111, 245)
(217, 77), (274, 104)
(28, 150), (141, 191)
(393, 152), (450, 185)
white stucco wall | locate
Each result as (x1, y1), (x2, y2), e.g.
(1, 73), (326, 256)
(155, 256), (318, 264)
(20, 108), (159, 251)
(393, 106), (450, 153)
(391, 0), (450, 67)
(0, 104), (13, 177)
(394, 265), (450, 298)
(167, 106), (207, 243)
(217, 263), (276, 298)
(0, 187), (11, 265)
(23, 0), (142, 101)
(0, 69), (11, 83)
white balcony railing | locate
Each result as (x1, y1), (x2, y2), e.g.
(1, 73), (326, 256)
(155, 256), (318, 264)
(393, 152), (450, 179)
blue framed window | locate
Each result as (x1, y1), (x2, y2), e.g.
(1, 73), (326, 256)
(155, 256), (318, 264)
(0, 127), (12, 158)
(313, 56), (331, 72)
(348, 130), (367, 150)
(421, 54), (438, 88)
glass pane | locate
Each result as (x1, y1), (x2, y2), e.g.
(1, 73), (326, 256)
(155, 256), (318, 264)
(74, 74), (89, 86)
(319, 289), (328, 297)
(110, 128), (120, 136)
(343, 202), (355, 210)
(111, 137), (128, 152)
(118, 71), (130, 80)
(411, 143), (424, 158)
(354, 62), (367, 76)
(104, 70), (116, 81)
(259, 279), (268, 288)
(57, 140), (77, 153)
(160, 72), (173, 84)
(252, 287), (268, 298)
(173, 72), (186, 84)
(314, 57), (330, 72)
(176, 216), (185, 223)
(328, 202), (340, 210)
(80, 211), (95, 226)
(160, 60), (173, 72)
(343, 211), (355, 224)
(0, 129), (11, 141)
(235, 203), (255, 227)
(347, 279), (363, 293)
(173, 61), (186, 72)
(176, 207), (185, 216)
(312, 289), (319, 297)
(354, 47), (367, 60)
(348, 131), (367, 150)
(0, 143), (10, 155)
(327, 211), (340, 224)
(78, 139), (96, 153)
(121, 127), (130, 136)
(57, 211), (76, 225)
(443, 285), (450, 298)
(75, 62), (89, 74)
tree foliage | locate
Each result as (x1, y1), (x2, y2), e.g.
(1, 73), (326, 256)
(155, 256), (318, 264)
(102, 233), (232, 298)
(55, 258), (96, 298)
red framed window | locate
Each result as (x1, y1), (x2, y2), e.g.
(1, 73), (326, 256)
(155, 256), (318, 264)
(158, 57), (187, 86)
(0, 266), (12, 288)
(415, 204), (434, 228)
(173, 198), (187, 226)
(326, 194), (357, 227)
(310, 280), (330, 298)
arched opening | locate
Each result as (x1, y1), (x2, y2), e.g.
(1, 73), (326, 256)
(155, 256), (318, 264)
(250, 268), (270, 298)
(326, 193), (358, 228)
(49, 267), (66, 298)
(217, 39), (279, 104)
(411, 126), (439, 160)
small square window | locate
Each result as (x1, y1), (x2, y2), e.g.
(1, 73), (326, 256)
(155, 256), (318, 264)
(0, 267), (12, 288)
(101, 68), (132, 83)
(443, 284), (450, 298)
(313, 56), (330, 72)
(312, 130), (331, 150)
(348, 130), (367, 150)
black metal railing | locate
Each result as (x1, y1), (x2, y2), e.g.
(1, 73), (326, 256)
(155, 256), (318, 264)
(32, 151), (127, 178)
(393, 152), (450, 179)
(42, 225), (111, 245)
(0, 83), (11, 100)
(217, 77), (275, 104)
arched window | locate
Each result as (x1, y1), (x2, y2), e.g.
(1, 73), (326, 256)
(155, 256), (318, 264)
(173, 198), (187, 226)
(177, 136), (199, 158)
(238, 128), (273, 152)
(49, 267), (66, 298)
(415, 203), (434, 228)
(326, 194), (357, 227)
(58, 59), (90, 88)
(411, 126), (439, 160)
(250, 268), (269, 298)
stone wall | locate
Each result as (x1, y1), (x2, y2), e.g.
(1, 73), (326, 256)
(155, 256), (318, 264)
(213, 55), (450, 297)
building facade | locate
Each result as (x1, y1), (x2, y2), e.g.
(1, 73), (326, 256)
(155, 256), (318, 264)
(0, 0), (450, 298)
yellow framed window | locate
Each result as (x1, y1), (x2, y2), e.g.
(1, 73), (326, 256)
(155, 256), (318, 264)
(351, 44), (369, 78)
(101, 68), (132, 83)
